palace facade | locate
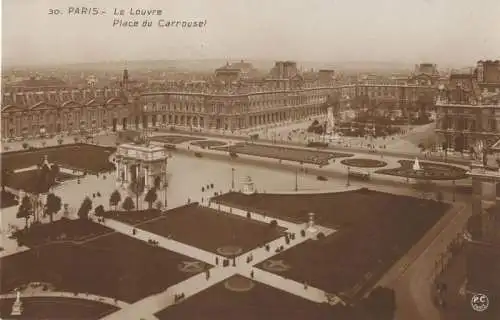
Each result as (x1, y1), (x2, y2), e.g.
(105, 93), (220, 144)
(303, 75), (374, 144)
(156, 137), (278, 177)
(435, 61), (500, 151)
(1, 61), (441, 140)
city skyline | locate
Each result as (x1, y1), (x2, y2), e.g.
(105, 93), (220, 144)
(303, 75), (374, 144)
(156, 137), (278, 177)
(2, 0), (500, 68)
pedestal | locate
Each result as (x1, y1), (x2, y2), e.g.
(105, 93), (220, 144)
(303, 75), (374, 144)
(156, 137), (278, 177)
(11, 292), (23, 316)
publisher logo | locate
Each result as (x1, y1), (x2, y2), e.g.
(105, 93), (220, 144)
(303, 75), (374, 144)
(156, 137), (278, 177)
(471, 293), (489, 312)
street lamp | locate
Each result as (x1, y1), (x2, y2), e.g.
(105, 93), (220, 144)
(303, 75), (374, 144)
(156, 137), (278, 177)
(231, 167), (235, 190)
(452, 180), (456, 202)
(346, 166), (351, 187)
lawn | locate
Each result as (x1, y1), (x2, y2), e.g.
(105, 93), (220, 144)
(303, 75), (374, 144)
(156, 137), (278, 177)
(97, 209), (163, 225)
(2, 144), (116, 174)
(376, 160), (468, 180)
(213, 189), (449, 299)
(14, 218), (113, 248)
(190, 140), (227, 148)
(1, 232), (204, 303)
(7, 170), (77, 193)
(212, 143), (353, 165)
(150, 135), (205, 144)
(156, 275), (334, 320)
(0, 297), (118, 319)
(137, 203), (285, 256)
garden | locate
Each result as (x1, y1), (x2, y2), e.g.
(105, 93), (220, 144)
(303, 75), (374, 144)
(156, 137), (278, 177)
(1, 144), (116, 174)
(0, 297), (118, 319)
(340, 158), (388, 168)
(155, 276), (334, 320)
(137, 203), (286, 256)
(150, 135), (206, 144)
(213, 189), (448, 299)
(212, 143), (352, 165)
(13, 218), (113, 248)
(375, 160), (468, 180)
(1, 232), (202, 303)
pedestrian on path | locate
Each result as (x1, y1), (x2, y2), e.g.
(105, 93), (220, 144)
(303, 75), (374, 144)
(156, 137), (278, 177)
(250, 270), (254, 279)
(206, 269), (210, 280)
(215, 256), (219, 265)
(304, 282), (308, 290)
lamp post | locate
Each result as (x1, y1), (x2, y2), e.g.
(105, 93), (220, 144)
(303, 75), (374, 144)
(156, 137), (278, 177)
(231, 167), (235, 190)
(294, 167), (299, 192)
(346, 166), (351, 187)
(452, 180), (456, 202)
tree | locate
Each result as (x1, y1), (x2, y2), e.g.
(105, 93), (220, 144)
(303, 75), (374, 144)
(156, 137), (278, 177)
(144, 188), (158, 209)
(94, 205), (105, 216)
(50, 164), (60, 185)
(17, 195), (33, 229)
(77, 197), (92, 220)
(44, 193), (62, 223)
(122, 196), (135, 211)
(153, 176), (162, 189)
(1, 169), (12, 191)
(109, 190), (121, 210)
(129, 177), (145, 209)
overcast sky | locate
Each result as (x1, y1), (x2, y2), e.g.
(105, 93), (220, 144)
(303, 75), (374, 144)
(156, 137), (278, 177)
(2, 0), (500, 67)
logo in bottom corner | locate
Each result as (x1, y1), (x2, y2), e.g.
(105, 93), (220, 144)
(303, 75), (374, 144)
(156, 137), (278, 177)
(471, 293), (489, 312)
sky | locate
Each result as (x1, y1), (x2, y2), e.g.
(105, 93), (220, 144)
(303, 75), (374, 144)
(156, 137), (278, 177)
(2, 0), (500, 67)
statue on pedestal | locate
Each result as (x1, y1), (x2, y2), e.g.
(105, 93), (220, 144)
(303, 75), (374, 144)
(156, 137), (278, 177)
(11, 290), (23, 316)
(474, 139), (488, 167)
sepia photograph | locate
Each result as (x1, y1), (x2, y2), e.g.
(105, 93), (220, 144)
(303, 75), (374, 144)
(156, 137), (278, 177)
(1, 0), (499, 319)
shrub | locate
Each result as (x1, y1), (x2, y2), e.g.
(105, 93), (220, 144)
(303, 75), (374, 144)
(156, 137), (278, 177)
(270, 220), (278, 228)
(94, 205), (105, 216)
(22, 143), (29, 149)
(316, 232), (326, 240)
(300, 230), (306, 237)
(122, 196), (135, 211)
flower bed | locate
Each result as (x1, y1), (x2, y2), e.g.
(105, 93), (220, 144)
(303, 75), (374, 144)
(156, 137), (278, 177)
(376, 160), (468, 180)
(190, 140), (227, 148)
(340, 158), (387, 168)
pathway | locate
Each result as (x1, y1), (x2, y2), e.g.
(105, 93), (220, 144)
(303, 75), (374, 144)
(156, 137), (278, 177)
(0, 291), (129, 309)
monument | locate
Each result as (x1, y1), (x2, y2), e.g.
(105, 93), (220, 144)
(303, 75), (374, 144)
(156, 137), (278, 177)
(114, 143), (169, 192)
(307, 212), (317, 233)
(241, 176), (256, 195)
(11, 290), (23, 316)
(413, 157), (422, 171)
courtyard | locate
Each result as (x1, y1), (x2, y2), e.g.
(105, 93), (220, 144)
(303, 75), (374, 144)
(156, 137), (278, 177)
(213, 189), (448, 299)
(137, 203), (286, 256)
(1, 231), (205, 303)
(213, 142), (353, 165)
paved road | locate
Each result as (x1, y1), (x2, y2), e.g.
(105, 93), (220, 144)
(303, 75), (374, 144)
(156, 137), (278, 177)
(376, 202), (471, 320)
